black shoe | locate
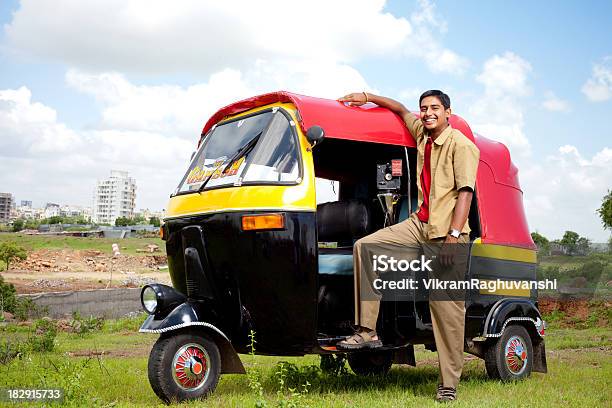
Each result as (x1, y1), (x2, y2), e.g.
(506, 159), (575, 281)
(435, 385), (457, 402)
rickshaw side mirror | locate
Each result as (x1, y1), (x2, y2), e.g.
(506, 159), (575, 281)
(306, 125), (325, 147)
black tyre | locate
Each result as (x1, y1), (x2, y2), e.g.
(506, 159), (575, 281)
(347, 350), (393, 376)
(484, 324), (533, 381)
(148, 330), (221, 403)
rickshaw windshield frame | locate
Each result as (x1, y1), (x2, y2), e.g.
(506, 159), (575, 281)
(172, 107), (304, 196)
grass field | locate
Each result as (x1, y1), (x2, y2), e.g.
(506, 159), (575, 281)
(1, 315), (610, 407)
(0, 233), (164, 257)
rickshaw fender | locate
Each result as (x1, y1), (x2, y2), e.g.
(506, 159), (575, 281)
(139, 303), (245, 374)
(482, 298), (547, 373)
(483, 298), (545, 340)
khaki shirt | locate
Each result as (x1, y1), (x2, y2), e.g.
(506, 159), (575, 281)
(404, 114), (480, 239)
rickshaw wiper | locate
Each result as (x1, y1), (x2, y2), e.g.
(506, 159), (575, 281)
(197, 131), (262, 194)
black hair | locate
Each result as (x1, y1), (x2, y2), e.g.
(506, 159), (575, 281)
(419, 90), (451, 109)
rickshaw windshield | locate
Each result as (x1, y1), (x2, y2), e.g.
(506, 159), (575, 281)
(175, 109), (301, 194)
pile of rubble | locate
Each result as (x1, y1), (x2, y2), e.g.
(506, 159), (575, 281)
(26, 279), (69, 289)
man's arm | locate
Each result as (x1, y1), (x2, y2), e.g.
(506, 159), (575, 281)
(449, 189), (473, 236)
(338, 92), (422, 140)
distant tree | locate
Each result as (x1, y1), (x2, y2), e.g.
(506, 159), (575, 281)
(560, 230), (580, 255)
(47, 216), (62, 225)
(0, 241), (27, 271)
(531, 232), (550, 253)
(12, 219), (24, 232)
(132, 215), (146, 225)
(576, 236), (591, 255)
(149, 217), (161, 227)
(115, 217), (128, 227)
(24, 219), (40, 230)
(597, 190), (612, 230)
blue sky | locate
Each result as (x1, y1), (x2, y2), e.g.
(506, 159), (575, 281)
(0, 0), (610, 240)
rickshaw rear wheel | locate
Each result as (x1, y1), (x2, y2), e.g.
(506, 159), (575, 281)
(347, 350), (393, 376)
(484, 324), (533, 381)
(148, 330), (221, 403)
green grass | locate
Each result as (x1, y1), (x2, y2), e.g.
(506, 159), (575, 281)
(0, 233), (164, 256)
(1, 321), (610, 407)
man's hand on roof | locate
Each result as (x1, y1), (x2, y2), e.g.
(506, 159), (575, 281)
(338, 93), (368, 106)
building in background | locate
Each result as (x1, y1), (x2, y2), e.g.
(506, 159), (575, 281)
(92, 170), (137, 225)
(44, 203), (61, 218)
(0, 192), (14, 222)
(20, 200), (32, 208)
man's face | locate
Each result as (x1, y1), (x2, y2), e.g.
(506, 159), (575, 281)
(419, 96), (451, 133)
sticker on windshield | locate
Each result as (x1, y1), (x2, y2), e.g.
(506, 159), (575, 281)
(185, 157), (246, 185)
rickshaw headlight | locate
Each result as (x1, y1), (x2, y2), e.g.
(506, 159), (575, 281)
(141, 285), (158, 314)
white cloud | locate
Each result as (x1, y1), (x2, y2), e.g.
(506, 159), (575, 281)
(3, 0), (469, 78)
(467, 52), (532, 157)
(521, 146), (612, 241)
(4, 0), (411, 75)
(0, 87), (81, 157)
(542, 91), (571, 112)
(476, 52), (531, 97)
(581, 56), (612, 102)
(65, 58), (371, 136)
(406, 0), (469, 74)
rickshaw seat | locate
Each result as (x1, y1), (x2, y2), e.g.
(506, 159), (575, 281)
(317, 200), (371, 276)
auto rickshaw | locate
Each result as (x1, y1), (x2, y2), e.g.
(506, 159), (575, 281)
(139, 91), (547, 402)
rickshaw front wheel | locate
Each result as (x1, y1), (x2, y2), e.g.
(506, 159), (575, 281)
(484, 324), (533, 381)
(347, 350), (393, 376)
(148, 330), (221, 403)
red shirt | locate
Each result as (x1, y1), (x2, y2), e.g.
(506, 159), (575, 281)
(416, 138), (433, 223)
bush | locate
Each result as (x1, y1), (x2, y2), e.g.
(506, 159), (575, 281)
(0, 275), (17, 314)
(13, 297), (47, 321)
(28, 318), (57, 352)
(0, 339), (26, 365)
(0, 241), (27, 271)
(70, 311), (104, 336)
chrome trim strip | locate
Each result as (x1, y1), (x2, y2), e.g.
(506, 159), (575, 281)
(139, 321), (230, 341)
(484, 317), (545, 339)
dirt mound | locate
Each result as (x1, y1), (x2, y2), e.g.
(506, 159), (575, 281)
(539, 297), (610, 328)
(11, 248), (167, 274)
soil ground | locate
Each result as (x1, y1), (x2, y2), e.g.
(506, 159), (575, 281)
(3, 247), (171, 293)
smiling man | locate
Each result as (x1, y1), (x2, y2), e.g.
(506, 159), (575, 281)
(336, 90), (480, 403)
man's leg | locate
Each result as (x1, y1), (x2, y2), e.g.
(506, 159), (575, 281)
(341, 214), (425, 348)
(426, 235), (470, 390)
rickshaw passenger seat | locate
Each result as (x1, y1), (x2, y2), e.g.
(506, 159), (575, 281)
(316, 199), (371, 242)
(317, 200), (371, 276)
(317, 197), (418, 276)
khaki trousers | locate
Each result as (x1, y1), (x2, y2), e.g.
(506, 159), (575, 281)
(353, 213), (468, 388)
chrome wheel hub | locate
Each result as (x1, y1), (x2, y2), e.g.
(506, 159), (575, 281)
(172, 343), (210, 390)
(505, 335), (528, 375)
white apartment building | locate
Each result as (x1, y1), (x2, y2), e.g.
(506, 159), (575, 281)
(92, 170), (137, 224)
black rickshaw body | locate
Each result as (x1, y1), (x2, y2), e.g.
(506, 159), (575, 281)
(139, 92), (547, 401)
